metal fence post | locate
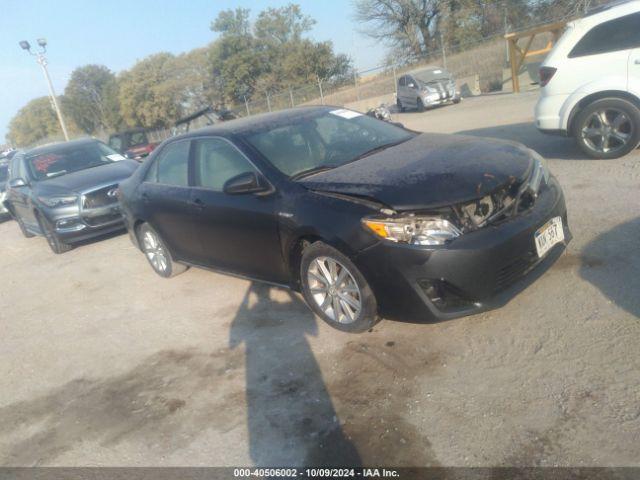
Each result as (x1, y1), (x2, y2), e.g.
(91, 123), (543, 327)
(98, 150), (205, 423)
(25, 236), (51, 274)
(440, 32), (447, 69)
(243, 96), (250, 116)
(266, 93), (272, 112)
(317, 75), (324, 105)
(289, 87), (295, 107)
(354, 71), (360, 101)
(392, 64), (398, 97)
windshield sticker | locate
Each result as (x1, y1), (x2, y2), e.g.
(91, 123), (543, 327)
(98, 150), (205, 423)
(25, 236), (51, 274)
(107, 154), (126, 161)
(329, 109), (362, 119)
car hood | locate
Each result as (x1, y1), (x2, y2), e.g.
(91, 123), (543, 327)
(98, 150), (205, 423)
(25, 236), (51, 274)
(34, 160), (139, 195)
(300, 133), (534, 211)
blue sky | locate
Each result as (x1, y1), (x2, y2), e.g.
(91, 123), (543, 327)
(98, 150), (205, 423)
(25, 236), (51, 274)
(0, 0), (384, 141)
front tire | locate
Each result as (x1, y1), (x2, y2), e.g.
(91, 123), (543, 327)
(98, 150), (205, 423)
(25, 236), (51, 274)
(416, 98), (425, 112)
(11, 207), (35, 238)
(300, 241), (378, 333)
(137, 223), (188, 278)
(573, 98), (640, 159)
(36, 212), (72, 254)
(396, 97), (405, 112)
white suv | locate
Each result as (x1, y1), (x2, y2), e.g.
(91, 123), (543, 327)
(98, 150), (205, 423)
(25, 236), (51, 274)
(535, 0), (640, 158)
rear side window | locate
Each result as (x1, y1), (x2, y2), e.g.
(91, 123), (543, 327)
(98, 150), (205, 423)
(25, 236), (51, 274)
(398, 76), (406, 87)
(150, 140), (190, 186)
(569, 12), (640, 58)
(193, 138), (256, 191)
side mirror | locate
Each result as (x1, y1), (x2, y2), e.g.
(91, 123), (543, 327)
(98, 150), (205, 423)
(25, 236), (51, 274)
(9, 178), (27, 188)
(223, 172), (270, 195)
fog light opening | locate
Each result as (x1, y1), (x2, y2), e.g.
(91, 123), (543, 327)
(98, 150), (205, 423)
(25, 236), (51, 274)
(418, 279), (477, 313)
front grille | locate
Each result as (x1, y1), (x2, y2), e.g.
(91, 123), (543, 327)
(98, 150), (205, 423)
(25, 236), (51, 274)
(82, 184), (118, 209)
(495, 250), (538, 293)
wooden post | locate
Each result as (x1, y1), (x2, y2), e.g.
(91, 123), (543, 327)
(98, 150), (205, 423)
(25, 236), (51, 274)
(508, 38), (520, 93)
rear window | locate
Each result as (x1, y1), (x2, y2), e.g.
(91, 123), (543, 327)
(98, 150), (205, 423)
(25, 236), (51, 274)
(569, 12), (640, 57)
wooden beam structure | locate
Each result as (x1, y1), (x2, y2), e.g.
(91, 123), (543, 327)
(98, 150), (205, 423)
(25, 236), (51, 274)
(505, 20), (567, 93)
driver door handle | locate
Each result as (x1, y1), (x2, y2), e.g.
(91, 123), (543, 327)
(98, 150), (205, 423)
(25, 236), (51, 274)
(192, 198), (205, 211)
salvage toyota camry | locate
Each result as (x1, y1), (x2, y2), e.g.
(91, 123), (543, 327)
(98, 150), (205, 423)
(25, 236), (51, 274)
(118, 106), (571, 332)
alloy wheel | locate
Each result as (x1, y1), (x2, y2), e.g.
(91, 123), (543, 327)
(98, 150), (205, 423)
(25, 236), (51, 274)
(581, 108), (633, 155)
(307, 256), (362, 324)
(142, 230), (168, 273)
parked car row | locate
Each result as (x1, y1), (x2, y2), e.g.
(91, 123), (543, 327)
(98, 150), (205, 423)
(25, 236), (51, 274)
(2, 2), (637, 333)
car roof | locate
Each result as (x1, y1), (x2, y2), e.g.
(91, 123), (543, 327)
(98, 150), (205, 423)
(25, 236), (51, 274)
(573, 0), (639, 27)
(172, 105), (336, 140)
(24, 138), (99, 156)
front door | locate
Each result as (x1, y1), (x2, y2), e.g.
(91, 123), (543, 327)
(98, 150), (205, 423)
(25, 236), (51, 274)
(189, 137), (287, 283)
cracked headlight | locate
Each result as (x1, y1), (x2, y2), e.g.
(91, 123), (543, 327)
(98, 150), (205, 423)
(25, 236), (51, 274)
(363, 215), (461, 246)
(38, 195), (78, 208)
(528, 150), (550, 196)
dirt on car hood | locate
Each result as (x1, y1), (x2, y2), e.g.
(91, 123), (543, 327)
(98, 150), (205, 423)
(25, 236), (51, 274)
(300, 133), (534, 211)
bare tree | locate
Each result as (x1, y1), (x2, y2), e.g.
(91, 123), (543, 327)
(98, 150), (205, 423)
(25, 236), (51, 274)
(353, 0), (441, 60)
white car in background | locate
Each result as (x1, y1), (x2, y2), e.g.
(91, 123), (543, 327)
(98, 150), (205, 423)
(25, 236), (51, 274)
(535, 0), (640, 158)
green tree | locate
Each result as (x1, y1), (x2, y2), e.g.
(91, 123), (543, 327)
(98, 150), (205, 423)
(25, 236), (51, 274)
(117, 52), (185, 128)
(254, 4), (316, 44)
(7, 96), (77, 147)
(64, 64), (121, 134)
(211, 7), (251, 36)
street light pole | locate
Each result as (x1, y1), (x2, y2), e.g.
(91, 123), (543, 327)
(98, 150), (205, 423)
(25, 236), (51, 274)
(19, 39), (70, 141)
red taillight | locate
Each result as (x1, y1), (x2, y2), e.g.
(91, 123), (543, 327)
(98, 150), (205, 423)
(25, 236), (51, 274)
(539, 67), (557, 87)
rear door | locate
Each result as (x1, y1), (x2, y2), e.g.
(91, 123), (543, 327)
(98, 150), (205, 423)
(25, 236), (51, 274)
(629, 48), (640, 87)
(189, 136), (287, 283)
(138, 139), (201, 263)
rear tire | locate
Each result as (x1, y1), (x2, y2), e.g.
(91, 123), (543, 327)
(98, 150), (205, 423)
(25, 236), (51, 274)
(573, 97), (640, 159)
(300, 241), (378, 333)
(137, 223), (188, 278)
(36, 212), (72, 254)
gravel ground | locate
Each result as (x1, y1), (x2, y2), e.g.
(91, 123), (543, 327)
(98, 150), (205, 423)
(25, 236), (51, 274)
(1, 91), (639, 467)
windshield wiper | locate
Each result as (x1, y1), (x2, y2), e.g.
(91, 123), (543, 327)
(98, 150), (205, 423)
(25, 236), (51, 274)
(290, 165), (337, 180)
(352, 139), (409, 161)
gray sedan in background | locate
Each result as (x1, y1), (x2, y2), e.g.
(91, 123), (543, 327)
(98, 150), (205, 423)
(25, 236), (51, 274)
(396, 66), (461, 112)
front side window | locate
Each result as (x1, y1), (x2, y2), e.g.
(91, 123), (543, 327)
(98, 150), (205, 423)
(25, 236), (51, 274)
(243, 109), (414, 178)
(399, 76), (406, 87)
(153, 140), (190, 186)
(193, 138), (256, 191)
(569, 12), (640, 58)
(129, 131), (148, 147)
(26, 142), (121, 181)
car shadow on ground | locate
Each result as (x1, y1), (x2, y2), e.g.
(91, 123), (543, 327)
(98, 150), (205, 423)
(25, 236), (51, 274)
(456, 122), (585, 160)
(228, 283), (361, 466)
(573, 217), (640, 318)
(0, 282), (441, 467)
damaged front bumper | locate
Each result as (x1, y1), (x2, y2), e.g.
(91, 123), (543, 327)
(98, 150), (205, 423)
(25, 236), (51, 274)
(353, 176), (570, 321)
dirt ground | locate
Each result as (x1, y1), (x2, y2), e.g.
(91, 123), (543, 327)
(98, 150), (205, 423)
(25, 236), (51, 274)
(1, 91), (639, 467)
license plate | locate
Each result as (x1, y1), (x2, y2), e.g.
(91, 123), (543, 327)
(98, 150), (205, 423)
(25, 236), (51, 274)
(534, 216), (564, 258)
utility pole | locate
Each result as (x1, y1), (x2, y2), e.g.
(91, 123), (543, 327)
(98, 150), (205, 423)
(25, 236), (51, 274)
(19, 39), (69, 141)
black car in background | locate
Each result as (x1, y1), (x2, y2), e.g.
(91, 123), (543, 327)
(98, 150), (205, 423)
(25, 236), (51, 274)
(118, 106), (570, 332)
(3, 139), (138, 253)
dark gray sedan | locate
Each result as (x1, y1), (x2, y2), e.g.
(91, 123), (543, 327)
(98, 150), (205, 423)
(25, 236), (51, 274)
(2, 139), (138, 253)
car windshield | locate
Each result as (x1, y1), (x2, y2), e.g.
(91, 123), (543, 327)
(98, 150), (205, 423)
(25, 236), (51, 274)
(413, 68), (451, 83)
(243, 109), (414, 178)
(26, 142), (123, 181)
